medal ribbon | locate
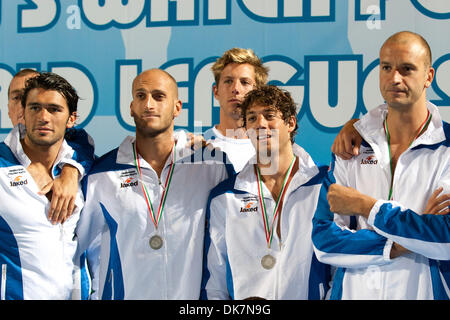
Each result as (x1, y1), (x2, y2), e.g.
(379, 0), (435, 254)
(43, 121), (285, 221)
(132, 141), (176, 230)
(384, 109), (431, 200)
(255, 156), (296, 249)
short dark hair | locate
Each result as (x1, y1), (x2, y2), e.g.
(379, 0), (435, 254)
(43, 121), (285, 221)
(240, 85), (298, 143)
(21, 72), (79, 115)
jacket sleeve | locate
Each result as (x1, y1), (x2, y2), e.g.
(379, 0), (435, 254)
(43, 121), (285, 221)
(368, 200), (450, 260)
(62, 127), (96, 178)
(367, 162), (450, 260)
(201, 191), (232, 300)
(312, 154), (393, 268)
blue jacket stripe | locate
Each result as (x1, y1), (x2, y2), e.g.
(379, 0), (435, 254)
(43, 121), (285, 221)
(429, 259), (449, 300)
(0, 143), (20, 168)
(79, 252), (91, 300)
(307, 251), (331, 300)
(200, 190), (213, 300)
(0, 216), (23, 299)
(226, 256), (234, 300)
(329, 268), (345, 300)
(99, 203), (124, 300)
(374, 203), (450, 243)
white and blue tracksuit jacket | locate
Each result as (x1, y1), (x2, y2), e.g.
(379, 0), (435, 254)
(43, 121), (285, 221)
(312, 102), (450, 300)
(203, 126), (255, 173)
(76, 136), (233, 299)
(202, 144), (331, 300)
(0, 125), (92, 300)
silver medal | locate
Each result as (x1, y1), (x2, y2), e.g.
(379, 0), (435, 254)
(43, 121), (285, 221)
(149, 235), (163, 250)
(261, 254), (276, 269)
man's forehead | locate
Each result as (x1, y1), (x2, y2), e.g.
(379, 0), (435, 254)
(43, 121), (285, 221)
(133, 70), (176, 92)
(222, 63), (256, 77)
(247, 103), (277, 112)
(10, 75), (30, 89)
(27, 88), (66, 103)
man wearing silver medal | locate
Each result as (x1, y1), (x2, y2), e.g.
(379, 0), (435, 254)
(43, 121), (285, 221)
(76, 68), (232, 299)
(312, 31), (450, 299)
(201, 85), (331, 300)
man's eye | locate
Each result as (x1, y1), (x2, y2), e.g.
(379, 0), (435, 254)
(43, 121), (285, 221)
(153, 94), (165, 101)
(48, 107), (60, 113)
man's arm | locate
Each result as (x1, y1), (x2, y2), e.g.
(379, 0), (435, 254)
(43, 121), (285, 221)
(331, 119), (362, 160)
(40, 165), (79, 224)
(42, 128), (95, 224)
(311, 155), (394, 269)
(328, 183), (450, 260)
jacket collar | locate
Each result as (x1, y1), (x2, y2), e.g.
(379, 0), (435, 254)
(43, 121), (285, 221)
(234, 143), (319, 198)
(116, 135), (195, 169)
(354, 101), (446, 149)
(4, 124), (74, 178)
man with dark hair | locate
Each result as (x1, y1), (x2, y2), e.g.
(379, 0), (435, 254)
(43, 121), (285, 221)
(0, 72), (90, 299)
(312, 31), (450, 299)
(202, 85), (331, 300)
(7, 69), (94, 224)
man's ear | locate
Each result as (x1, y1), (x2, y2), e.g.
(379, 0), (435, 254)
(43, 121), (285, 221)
(287, 115), (296, 133)
(66, 112), (77, 129)
(424, 66), (435, 88)
(212, 84), (218, 100)
(173, 100), (182, 118)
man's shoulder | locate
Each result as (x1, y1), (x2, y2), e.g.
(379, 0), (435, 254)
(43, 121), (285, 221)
(88, 147), (134, 175)
(0, 142), (20, 168)
(208, 173), (243, 200)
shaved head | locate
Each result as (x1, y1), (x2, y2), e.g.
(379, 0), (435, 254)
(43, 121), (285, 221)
(132, 69), (178, 98)
(381, 31), (432, 67)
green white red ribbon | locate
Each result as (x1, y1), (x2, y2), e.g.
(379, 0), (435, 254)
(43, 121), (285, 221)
(132, 141), (175, 230)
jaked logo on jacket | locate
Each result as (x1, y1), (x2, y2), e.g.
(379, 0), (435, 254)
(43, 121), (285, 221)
(120, 177), (138, 188)
(361, 155), (378, 165)
(10, 175), (28, 187)
(240, 201), (258, 213)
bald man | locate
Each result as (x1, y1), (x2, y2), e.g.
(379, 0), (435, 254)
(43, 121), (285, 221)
(312, 31), (450, 299)
(76, 69), (233, 299)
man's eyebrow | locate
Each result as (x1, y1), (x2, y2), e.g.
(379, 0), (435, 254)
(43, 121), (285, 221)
(151, 89), (166, 94)
(27, 102), (64, 108)
(9, 89), (23, 95)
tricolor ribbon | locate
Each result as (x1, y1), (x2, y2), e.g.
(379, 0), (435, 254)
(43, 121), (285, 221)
(255, 156), (296, 249)
(132, 141), (176, 230)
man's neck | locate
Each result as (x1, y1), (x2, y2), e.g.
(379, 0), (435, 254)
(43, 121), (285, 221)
(135, 130), (175, 178)
(256, 145), (297, 199)
(386, 101), (429, 145)
(215, 115), (247, 139)
(21, 138), (62, 174)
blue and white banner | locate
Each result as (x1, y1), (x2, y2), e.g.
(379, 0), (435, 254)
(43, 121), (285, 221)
(1, 0), (449, 164)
